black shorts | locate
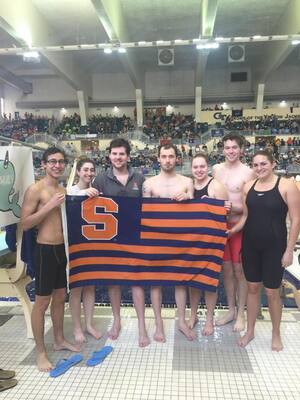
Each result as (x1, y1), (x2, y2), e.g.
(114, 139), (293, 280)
(34, 243), (67, 296)
(242, 238), (285, 289)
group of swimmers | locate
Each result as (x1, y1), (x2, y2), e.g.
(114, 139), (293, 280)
(20, 133), (300, 372)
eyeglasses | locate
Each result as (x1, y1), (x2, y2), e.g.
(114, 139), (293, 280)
(46, 159), (66, 166)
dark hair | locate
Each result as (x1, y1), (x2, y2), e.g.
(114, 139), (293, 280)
(192, 152), (209, 164)
(222, 133), (244, 148)
(158, 143), (178, 157)
(109, 138), (131, 155)
(42, 146), (66, 163)
(76, 158), (95, 172)
(252, 149), (275, 163)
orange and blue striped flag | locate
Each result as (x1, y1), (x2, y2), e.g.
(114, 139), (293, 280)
(66, 195), (227, 292)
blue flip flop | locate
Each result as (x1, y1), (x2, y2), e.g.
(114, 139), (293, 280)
(50, 354), (83, 378)
(86, 346), (113, 367)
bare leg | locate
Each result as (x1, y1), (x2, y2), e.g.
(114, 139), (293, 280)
(108, 285), (121, 340)
(151, 286), (165, 342)
(233, 263), (247, 332)
(238, 282), (261, 347)
(176, 286), (197, 340)
(188, 287), (201, 329)
(216, 261), (236, 326)
(203, 291), (217, 336)
(132, 286), (150, 347)
(265, 287), (283, 351)
(51, 288), (80, 352)
(31, 295), (52, 372)
(82, 286), (101, 340)
(69, 287), (86, 343)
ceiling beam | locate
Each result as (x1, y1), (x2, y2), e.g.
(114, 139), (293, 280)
(90, 0), (143, 89)
(0, 0), (92, 96)
(254, 0), (300, 84)
(195, 0), (219, 86)
(0, 65), (32, 93)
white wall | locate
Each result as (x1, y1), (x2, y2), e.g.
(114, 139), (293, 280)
(265, 66), (300, 95)
(145, 70), (195, 99)
(92, 73), (135, 100)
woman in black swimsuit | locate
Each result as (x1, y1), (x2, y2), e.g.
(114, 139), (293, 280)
(229, 150), (300, 351)
(189, 153), (229, 336)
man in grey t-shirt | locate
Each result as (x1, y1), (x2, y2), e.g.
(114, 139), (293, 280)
(93, 138), (149, 347)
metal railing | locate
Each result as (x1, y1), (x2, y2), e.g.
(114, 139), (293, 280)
(25, 133), (58, 146)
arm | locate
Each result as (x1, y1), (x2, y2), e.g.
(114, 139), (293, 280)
(21, 185), (65, 231)
(227, 187), (248, 236)
(142, 179), (152, 198)
(282, 181), (300, 268)
(172, 177), (194, 201)
(212, 180), (231, 213)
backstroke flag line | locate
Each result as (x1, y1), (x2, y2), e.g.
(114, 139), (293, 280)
(65, 196), (227, 292)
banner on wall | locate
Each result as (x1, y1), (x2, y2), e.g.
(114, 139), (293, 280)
(0, 146), (34, 228)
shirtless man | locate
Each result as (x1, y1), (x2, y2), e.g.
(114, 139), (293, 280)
(212, 134), (254, 332)
(143, 144), (196, 342)
(21, 147), (78, 372)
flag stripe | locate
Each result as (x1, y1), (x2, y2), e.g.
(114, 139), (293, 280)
(141, 203), (225, 215)
(69, 257), (222, 271)
(69, 271), (219, 286)
(140, 231), (227, 243)
(69, 243), (225, 257)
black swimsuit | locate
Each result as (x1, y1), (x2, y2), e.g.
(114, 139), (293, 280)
(194, 178), (213, 198)
(242, 176), (288, 288)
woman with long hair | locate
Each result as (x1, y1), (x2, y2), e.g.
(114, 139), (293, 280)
(68, 158), (101, 343)
(230, 150), (300, 351)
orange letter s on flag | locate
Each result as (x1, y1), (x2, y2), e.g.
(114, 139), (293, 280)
(81, 197), (118, 240)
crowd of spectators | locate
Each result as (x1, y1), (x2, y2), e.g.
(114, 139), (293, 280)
(0, 112), (135, 141)
(142, 109), (208, 140)
(224, 114), (300, 134)
(0, 112), (55, 141)
(53, 113), (135, 138)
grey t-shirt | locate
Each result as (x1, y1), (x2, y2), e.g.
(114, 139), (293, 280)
(92, 166), (145, 197)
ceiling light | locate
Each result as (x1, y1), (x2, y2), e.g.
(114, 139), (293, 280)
(174, 39), (183, 43)
(104, 48), (112, 54)
(292, 40), (300, 45)
(23, 51), (39, 59)
(196, 42), (219, 50)
(117, 47), (126, 53)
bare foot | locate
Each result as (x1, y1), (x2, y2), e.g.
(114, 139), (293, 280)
(74, 329), (86, 344)
(37, 352), (53, 372)
(53, 339), (80, 352)
(238, 331), (254, 348)
(178, 322), (197, 341)
(139, 331), (150, 347)
(187, 315), (199, 329)
(108, 320), (121, 340)
(202, 319), (214, 336)
(153, 321), (166, 343)
(215, 309), (236, 326)
(233, 313), (245, 332)
(86, 325), (102, 340)
(272, 332), (283, 352)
